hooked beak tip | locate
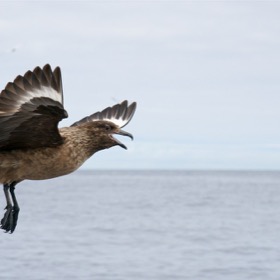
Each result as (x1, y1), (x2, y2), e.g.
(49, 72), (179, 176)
(113, 129), (133, 149)
(116, 129), (134, 140)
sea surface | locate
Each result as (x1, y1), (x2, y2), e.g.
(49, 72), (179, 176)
(0, 170), (280, 280)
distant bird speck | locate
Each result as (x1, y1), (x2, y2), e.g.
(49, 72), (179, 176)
(0, 64), (137, 233)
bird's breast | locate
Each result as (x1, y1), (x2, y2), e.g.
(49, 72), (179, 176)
(0, 140), (92, 182)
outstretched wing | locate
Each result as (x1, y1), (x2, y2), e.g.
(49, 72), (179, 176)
(71, 100), (137, 128)
(0, 64), (68, 151)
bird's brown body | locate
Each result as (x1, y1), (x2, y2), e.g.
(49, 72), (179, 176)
(0, 122), (125, 183)
(0, 128), (88, 183)
(0, 64), (136, 233)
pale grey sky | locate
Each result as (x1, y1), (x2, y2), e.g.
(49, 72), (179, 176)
(0, 1), (280, 170)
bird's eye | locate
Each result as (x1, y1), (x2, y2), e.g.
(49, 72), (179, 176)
(104, 124), (111, 131)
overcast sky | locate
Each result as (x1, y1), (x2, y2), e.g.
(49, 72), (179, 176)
(0, 1), (280, 170)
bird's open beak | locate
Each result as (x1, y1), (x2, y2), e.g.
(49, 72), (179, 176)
(113, 129), (134, 150)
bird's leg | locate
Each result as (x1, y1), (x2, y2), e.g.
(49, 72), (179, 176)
(1, 184), (13, 232)
(9, 182), (20, 233)
(1, 182), (19, 233)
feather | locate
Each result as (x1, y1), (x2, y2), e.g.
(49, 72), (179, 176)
(0, 64), (67, 150)
(71, 100), (137, 128)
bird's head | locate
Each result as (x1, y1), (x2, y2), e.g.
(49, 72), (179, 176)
(87, 120), (133, 150)
(72, 100), (136, 152)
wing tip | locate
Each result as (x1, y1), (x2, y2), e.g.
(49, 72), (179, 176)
(102, 100), (137, 127)
(71, 100), (137, 127)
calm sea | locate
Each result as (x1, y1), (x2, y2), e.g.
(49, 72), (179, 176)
(0, 170), (280, 280)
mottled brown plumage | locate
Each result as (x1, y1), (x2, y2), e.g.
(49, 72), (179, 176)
(0, 64), (137, 233)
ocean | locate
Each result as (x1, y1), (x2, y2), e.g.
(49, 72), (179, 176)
(0, 170), (280, 280)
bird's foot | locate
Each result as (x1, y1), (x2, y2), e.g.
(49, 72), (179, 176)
(1, 205), (20, 233)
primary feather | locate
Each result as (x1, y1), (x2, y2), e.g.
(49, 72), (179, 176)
(71, 100), (137, 128)
(0, 64), (67, 150)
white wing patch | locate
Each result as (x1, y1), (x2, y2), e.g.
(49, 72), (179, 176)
(0, 86), (62, 115)
(25, 86), (62, 104)
(71, 101), (137, 128)
(0, 65), (64, 116)
(96, 116), (131, 128)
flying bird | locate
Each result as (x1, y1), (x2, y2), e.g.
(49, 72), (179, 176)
(0, 64), (137, 233)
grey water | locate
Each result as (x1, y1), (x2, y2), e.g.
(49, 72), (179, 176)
(0, 170), (280, 280)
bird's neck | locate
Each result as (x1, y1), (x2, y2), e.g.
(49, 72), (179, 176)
(59, 126), (110, 159)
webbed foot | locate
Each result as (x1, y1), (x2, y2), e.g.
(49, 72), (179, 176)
(1, 205), (20, 233)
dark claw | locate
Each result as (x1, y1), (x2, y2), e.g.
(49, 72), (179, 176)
(1, 205), (13, 232)
(1, 205), (19, 233)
